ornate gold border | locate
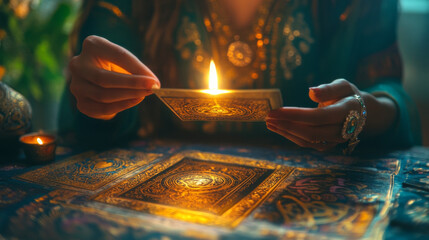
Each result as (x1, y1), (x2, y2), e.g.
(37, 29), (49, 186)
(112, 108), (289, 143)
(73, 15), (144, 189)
(16, 150), (162, 191)
(92, 150), (294, 228)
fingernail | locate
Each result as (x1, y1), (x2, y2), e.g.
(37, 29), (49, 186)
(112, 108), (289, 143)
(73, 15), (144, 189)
(309, 87), (320, 96)
(151, 84), (160, 90)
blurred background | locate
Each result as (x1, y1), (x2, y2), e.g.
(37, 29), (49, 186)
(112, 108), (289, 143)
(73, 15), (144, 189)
(399, 0), (429, 146)
(0, 0), (428, 145)
(0, 0), (80, 133)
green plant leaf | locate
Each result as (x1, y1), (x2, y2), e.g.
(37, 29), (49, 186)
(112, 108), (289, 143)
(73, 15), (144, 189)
(1, 0), (80, 102)
(44, 3), (72, 34)
(35, 40), (58, 73)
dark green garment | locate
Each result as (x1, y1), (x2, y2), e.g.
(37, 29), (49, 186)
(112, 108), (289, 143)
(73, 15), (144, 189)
(58, 0), (421, 149)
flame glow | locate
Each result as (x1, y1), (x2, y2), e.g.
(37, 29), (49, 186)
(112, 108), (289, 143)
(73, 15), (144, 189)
(201, 60), (230, 95)
(209, 60), (218, 90)
(36, 137), (43, 145)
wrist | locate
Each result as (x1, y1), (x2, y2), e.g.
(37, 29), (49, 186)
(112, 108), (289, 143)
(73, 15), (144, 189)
(363, 93), (398, 137)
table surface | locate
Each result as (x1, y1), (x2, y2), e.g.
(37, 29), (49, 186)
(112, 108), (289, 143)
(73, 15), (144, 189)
(0, 139), (428, 240)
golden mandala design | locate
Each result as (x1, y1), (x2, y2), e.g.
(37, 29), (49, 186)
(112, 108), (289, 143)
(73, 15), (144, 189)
(192, 103), (247, 116)
(163, 98), (270, 121)
(227, 41), (253, 67)
(77, 157), (125, 174)
(164, 171), (234, 193)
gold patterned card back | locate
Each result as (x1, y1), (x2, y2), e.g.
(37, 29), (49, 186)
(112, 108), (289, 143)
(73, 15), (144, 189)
(153, 89), (283, 121)
(16, 150), (162, 191)
(254, 168), (395, 239)
(92, 151), (293, 228)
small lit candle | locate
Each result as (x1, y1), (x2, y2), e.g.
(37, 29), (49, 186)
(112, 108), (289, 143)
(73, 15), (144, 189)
(200, 60), (230, 95)
(19, 132), (57, 164)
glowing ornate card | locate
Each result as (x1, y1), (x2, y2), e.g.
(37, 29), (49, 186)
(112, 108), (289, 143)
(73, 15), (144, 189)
(153, 89), (283, 121)
(254, 168), (394, 239)
(16, 150), (162, 191)
(92, 151), (293, 228)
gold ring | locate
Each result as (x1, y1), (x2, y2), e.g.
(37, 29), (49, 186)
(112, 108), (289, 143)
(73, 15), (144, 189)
(341, 110), (360, 140)
(342, 94), (367, 154)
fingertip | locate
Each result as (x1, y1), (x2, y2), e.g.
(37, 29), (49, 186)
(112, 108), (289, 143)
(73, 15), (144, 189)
(309, 87), (320, 94)
(150, 74), (161, 89)
(134, 75), (160, 90)
(309, 87), (320, 103)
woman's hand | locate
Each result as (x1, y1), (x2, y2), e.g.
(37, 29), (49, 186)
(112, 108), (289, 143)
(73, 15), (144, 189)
(266, 79), (397, 152)
(68, 35), (160, 120)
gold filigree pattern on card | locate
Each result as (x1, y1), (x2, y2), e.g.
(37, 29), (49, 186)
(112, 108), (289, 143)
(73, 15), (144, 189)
(163, 97), (271, 121)
(254, 168), (394, 238)
(92, 151), (293, 228)
(16, 150), (162, 191)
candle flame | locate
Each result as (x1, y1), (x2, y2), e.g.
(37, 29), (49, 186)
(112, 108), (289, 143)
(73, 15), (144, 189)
(209, 60), (218, 90)
(36, 137), (43, 145)
(201, 60), (230, 95)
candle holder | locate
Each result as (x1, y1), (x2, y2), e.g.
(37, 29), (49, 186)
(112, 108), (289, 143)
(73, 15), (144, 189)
(19, 132), (57, 164)
(153, 88), (283, 121)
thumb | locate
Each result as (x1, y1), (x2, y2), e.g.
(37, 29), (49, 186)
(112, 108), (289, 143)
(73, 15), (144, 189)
(309, 88), (337, 107)
(309, 79), (358, 104)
